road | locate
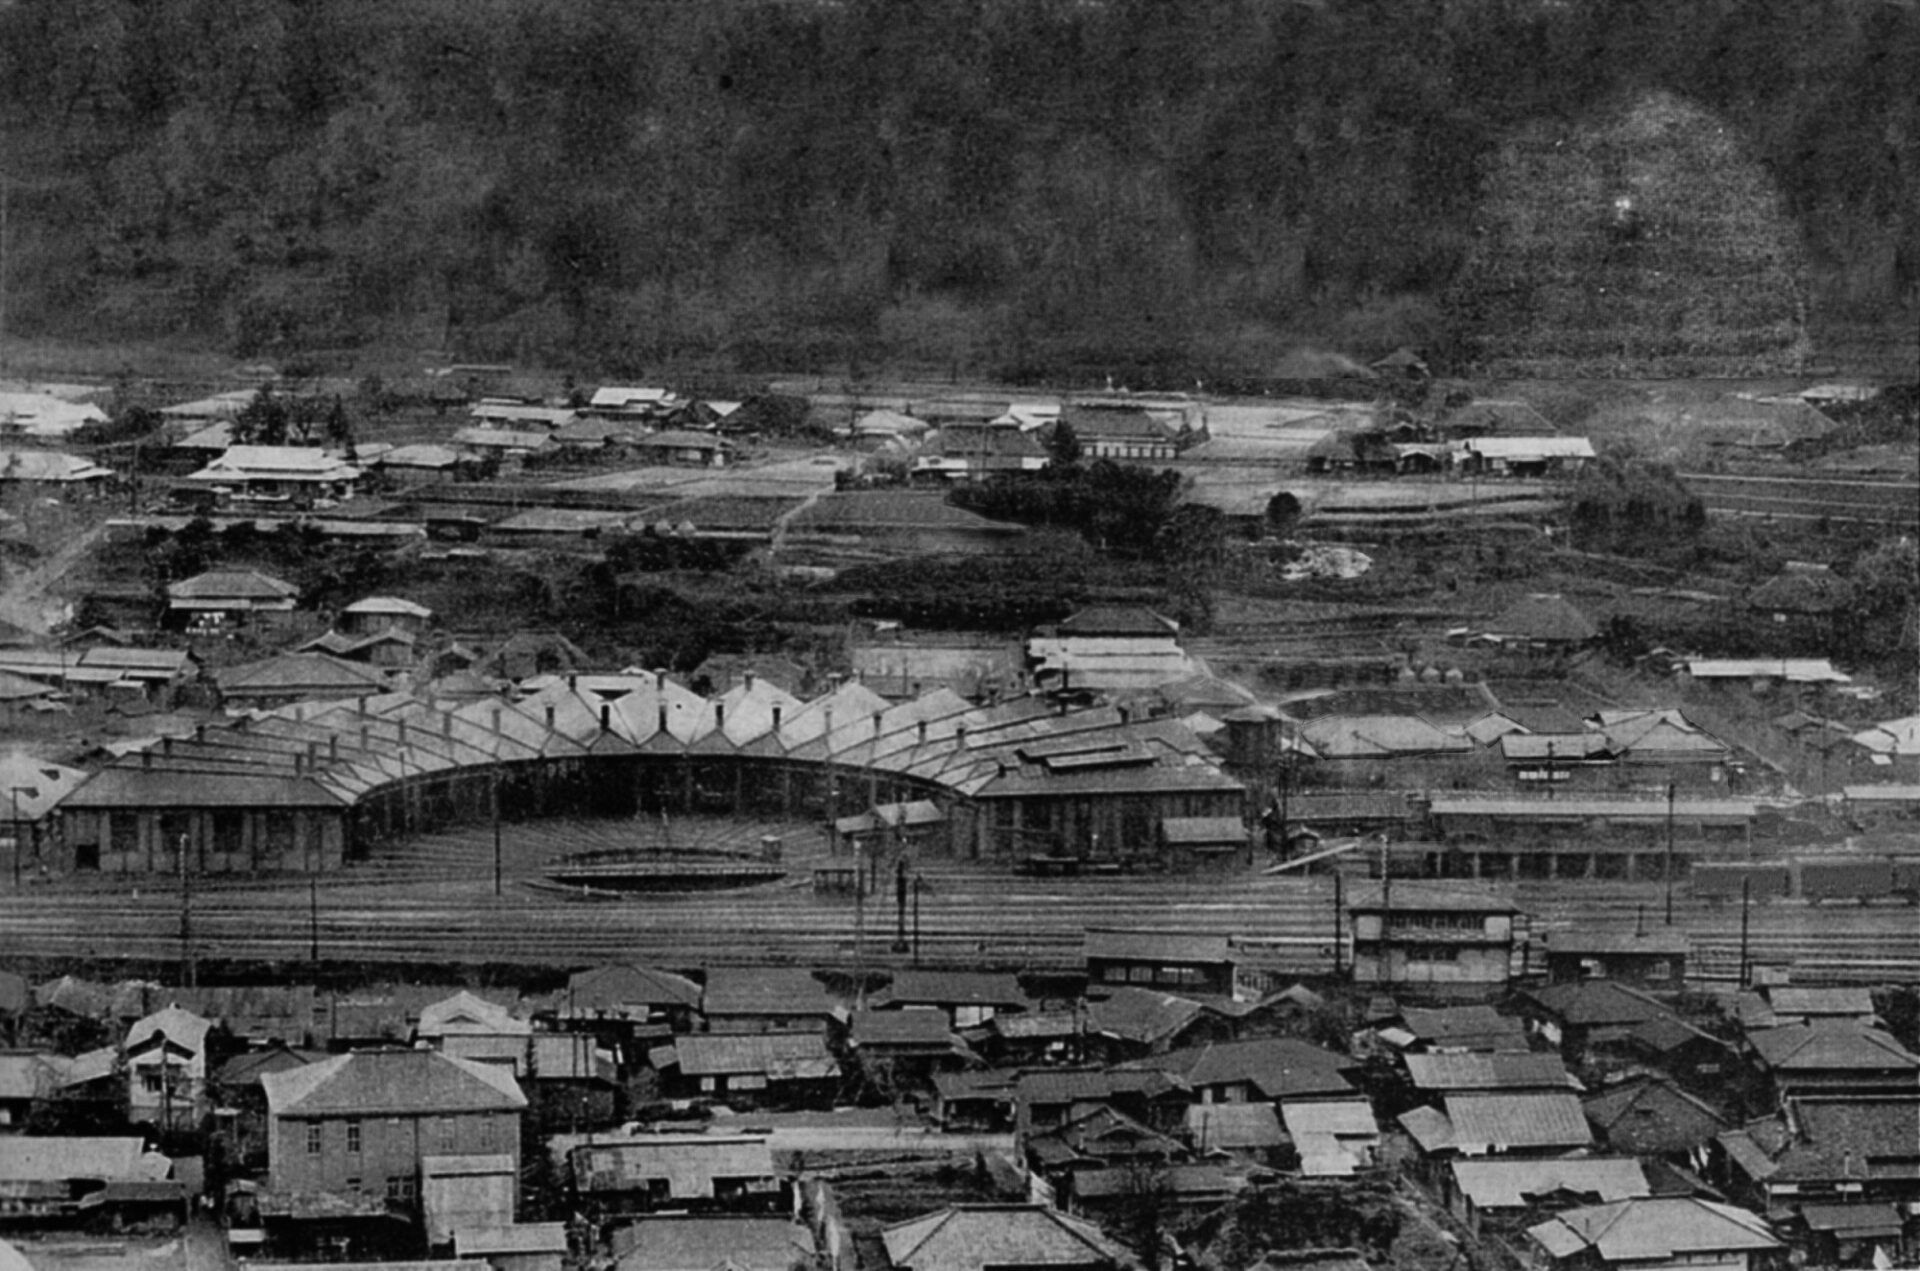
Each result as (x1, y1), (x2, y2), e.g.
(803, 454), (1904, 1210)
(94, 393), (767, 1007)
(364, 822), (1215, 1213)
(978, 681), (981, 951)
(2, 815), (1916, 983)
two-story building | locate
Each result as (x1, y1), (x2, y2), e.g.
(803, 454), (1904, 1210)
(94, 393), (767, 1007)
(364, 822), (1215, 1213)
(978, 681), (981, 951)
(1346, 884), (1520, 993)
(125, 1004), (213, 1131)
(260, 1048), (527, 1209)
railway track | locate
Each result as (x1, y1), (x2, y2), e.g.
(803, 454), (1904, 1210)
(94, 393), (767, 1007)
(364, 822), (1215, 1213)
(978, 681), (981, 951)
(4, 817), (1918, 982)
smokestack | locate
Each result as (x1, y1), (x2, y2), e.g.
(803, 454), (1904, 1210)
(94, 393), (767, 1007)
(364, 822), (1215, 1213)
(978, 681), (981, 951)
(715, 702), (725, 730)
(772, 704), (783, 731)
(600, 704), (611, 732)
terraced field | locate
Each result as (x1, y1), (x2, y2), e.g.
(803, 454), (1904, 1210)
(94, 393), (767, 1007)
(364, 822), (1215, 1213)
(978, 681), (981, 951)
(1682, 472), (1920, 529)
(3, 814), (1916, 984)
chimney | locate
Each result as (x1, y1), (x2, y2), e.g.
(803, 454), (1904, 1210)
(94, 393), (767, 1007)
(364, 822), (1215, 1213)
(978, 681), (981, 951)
(659, 704), (669, 734)
(772, 704), (784, 731)
(600, 704), (611, 732)
(568, 674), (577, 692)
(917, 720), (928, 745)
(824, 707), (835, 735)
(744, 671), (755, 691)
(142, 749), (152, 770)
(715, 702), (726, 730)
(491, 706), (502, 733)
(956, 724), (967, 745)
(194, 725), (205, 743)
(655, 668), (667, 691)
(872, 711), (884, 736)
(163, 736), (174, 756)
(1119, 705), (1130, 724)
(545, 705), (556, 729)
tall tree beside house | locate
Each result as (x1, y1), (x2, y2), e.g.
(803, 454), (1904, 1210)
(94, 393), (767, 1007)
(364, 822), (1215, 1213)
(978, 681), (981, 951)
(231, 387), (289, 447)
(1046, 420), (1082, 470)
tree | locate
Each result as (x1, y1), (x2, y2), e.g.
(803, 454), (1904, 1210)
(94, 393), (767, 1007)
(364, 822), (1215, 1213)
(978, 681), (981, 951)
(1046, 420), (1082, 469)
(231, 387), (289, 446)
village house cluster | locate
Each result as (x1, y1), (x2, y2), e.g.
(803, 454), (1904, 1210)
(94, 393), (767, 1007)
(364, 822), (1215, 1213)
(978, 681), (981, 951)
(3, 925), (1918, 1271)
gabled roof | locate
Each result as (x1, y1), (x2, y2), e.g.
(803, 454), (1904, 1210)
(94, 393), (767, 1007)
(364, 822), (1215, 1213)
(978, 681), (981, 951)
(701, 966), (835, 1018)
(168, 569), (298, 602)
(0, 1137), (170, 1184)
(1055, 606), (1179, 639)
(562, 964), (702, 1015)
(1134, 1036), (1355, 1100)
(1583, 1076), (1728, 1155)
(262, 1048), (526, 1117)
(417, 990), (530, 1038)
(1396, 1005), (1530, 1052)
(1185, 1101), (1285, 1150)
(1764, 986), (1875, 1018)
(1453, 1158), (1648, 1210)
(1523, 980), (1668, 1028)
(1528, 1197), (1778, 1263)
(849, 1008), (956, 1048)
(217, 653), (389, 695)
(1405, 1052), (1576, 1092)
(883, 1204), (1132, 1271)
(126, 1004), (214, 1055)
(1444, 1092), (1593, 1152)
(668, 1033), (837, 1080)
(343, 596), (433, 619)
(1084, 929), (1231, 964)
(881, 970), (1028, 1010)
(1747, 1023), (1920, 1072)
(613, 1216), (812, 1271)
(1087, 987), (1208, 1047)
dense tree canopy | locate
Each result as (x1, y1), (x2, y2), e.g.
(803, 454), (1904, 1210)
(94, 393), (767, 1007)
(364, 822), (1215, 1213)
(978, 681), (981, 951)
(0, 0), (1912, 375)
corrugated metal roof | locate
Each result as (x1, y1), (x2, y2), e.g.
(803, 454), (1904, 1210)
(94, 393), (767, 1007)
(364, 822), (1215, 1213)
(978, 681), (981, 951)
(1444, 1093), (1593, 1151)
(1454, 1158), (1648, 1210)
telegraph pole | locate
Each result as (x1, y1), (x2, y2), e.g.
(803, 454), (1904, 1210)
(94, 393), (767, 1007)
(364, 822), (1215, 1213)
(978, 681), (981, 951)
(310, 872), (320, 964)
(492, 767), (503, 897)
(178, 834), (195, 990)
(1664, 781), (1677, 926)
(1739, 877), (1752, 988)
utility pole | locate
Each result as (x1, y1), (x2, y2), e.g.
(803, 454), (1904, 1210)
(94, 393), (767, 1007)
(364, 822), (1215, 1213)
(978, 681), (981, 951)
(178, 834), (195, 990)
(492, 767), (503, 897)
(310, 872), (320, 965)
(911, 874), (924, 966)
(1739, 877), (1752, 988)
(892, 856), (908, 954)
(1664, 780), (1677, 926)
(8, 786), (24, 888)
(1332, 871), (1344, 976)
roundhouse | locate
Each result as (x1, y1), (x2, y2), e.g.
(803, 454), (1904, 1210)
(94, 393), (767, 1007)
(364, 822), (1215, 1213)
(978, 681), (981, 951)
(54, 673), (1244, 875)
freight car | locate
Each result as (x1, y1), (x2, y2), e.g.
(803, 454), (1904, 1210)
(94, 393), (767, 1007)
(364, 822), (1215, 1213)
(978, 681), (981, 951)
(1690, 862), (1791, 902)
(1691, 857), (1920, 904)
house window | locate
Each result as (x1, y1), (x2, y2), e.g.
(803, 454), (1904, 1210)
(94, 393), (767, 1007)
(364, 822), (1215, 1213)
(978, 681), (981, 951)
(306, 1123), (323, 1155)
(479, 1117), (496, 1151)
(437, 1117), (456, 1152)
(387, 1176), (416, 1203)
(346, 1119), (362, 1154)
(141, 1070), (165, 1094)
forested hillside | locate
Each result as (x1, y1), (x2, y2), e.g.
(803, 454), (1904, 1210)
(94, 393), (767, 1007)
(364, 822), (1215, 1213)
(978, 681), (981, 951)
(0, 0), (1913, 377)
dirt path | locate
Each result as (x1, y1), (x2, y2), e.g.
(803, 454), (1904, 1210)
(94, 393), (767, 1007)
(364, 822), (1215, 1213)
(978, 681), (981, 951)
(0, 518), (111, 634)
